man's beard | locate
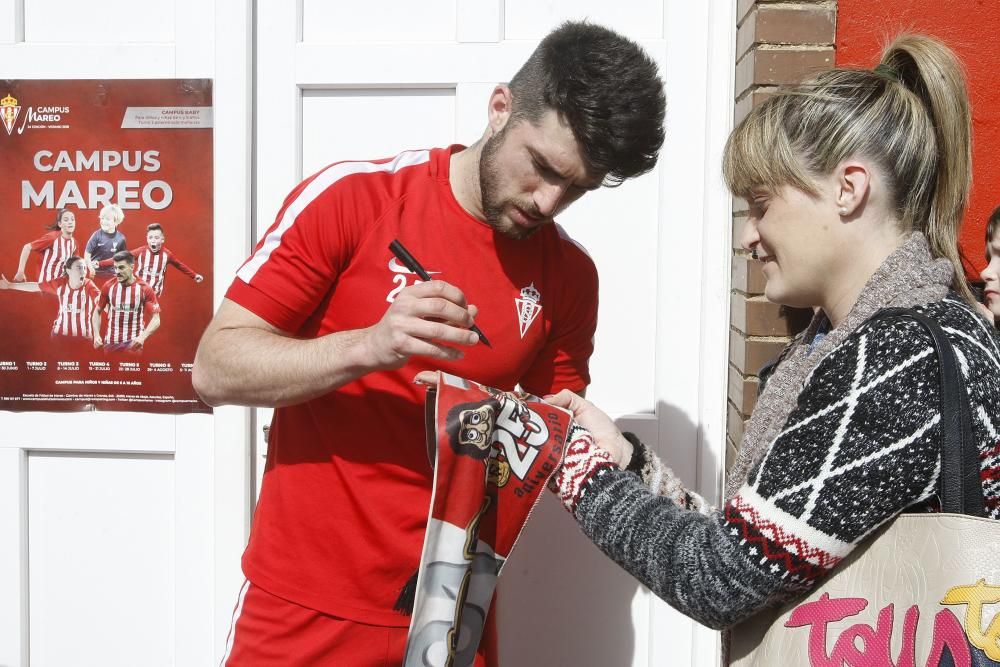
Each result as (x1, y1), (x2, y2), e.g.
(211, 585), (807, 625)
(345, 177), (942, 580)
(478, 124), (537, 240)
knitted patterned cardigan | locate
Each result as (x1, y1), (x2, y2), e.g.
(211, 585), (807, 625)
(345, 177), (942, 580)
(556, 233), (1000, 630)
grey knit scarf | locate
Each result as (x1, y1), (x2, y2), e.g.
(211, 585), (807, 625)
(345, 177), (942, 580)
(724, 232), (954, 501)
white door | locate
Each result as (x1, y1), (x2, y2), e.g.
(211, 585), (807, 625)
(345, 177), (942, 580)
(254, 2), (735, 665)
(0, 1), (254, 665)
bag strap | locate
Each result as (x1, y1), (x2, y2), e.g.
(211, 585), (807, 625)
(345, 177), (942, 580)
(871, 308), (984, 517)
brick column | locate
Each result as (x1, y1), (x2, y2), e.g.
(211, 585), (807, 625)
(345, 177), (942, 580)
(726, 0), (837, 471)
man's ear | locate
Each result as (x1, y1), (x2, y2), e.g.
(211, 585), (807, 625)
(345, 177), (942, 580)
(487, 85), (513, 136)
(836, 160), (871, 218)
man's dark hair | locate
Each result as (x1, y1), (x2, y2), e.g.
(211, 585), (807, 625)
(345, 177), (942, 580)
(987, 205), (1000, 261)
(112, 250), (135, 265)
(63, 255), (83, 273)
(147, 223), (163, 234)
(509, 21), (666, 185)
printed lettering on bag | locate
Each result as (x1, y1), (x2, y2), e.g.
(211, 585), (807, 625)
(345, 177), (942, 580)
(785, 580), (1000, 667)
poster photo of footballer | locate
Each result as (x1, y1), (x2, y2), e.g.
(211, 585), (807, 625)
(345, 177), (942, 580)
(0, 79), (213, 413)
(92, 250), (162, 353)
(13, 207), (80, 283)
(0, 256), (100, 348)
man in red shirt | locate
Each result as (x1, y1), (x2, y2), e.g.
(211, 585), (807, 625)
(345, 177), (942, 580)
(93, 250), (161, 352)
(194, 21), (666, 666)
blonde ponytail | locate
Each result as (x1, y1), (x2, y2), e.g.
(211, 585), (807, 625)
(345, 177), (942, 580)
(881, 35), (974, 304)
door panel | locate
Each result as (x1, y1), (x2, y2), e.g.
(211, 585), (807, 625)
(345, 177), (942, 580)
(301, 89), (455, 176)
(302, 0), (456, 43)
(28, 452), (176, 667)
(24, 0), (175, 43)
(503, 0), (662, 40)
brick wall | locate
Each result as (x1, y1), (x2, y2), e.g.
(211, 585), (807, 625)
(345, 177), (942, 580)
(726, 0), (837, 471)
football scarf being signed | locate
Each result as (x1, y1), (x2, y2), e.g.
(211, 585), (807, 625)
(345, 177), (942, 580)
(403, 373), (572, 667)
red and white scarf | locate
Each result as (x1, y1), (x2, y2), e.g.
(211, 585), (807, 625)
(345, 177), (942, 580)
(403, 373), (574, 666)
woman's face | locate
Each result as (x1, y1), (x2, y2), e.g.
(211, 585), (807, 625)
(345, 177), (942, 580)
(740, 183), (842, 310)
(58, 211), (75, 235)
(981, 229), (1000, 319)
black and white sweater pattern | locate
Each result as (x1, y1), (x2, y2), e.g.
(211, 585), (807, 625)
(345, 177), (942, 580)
(568, 295), (1000, 630)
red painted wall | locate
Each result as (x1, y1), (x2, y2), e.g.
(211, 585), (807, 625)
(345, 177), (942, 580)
(837, 0), (999, 276)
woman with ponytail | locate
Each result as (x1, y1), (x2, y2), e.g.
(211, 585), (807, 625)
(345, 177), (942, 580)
(546, 33), (1000, 639)
(13, 207), (78, 283)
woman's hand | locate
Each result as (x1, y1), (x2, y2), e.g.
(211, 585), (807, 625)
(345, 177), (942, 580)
(546, 390), (633, 468)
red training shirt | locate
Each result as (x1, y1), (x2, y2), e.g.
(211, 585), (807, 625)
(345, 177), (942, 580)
(226, 146), (599, 626)
(98, 277), (160, 344)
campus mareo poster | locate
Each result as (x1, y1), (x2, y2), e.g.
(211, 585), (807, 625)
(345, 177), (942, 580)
(0, 79), (213, 413)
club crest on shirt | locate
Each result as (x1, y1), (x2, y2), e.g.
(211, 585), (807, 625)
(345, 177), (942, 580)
(515, 283), (541, 338)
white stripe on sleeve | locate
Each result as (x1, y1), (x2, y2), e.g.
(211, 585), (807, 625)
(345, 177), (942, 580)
(236, 150), (431, 283)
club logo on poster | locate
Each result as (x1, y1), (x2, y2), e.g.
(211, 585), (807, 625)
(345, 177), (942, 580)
(1, 92), (71, 135)
(1, 94), (21, 136)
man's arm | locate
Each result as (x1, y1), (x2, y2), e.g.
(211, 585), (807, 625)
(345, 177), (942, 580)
(14, 243), (32, 282)
(167, 252), (202, 282)
(91, 305), (104, 348)
(84, 251), (96, 276)
(192, 280), (480, 408)
(84, 232), (102, 276)
(0, 274), (40, 292)
(95, 256), (120, 269)
(130, 312), (161, 349)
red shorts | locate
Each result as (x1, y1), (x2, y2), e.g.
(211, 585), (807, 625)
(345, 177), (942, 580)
(223, 582), (497, 666)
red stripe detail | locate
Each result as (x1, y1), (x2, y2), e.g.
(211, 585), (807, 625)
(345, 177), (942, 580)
(980, 467), (1000, 482)
(980, 441), (1000, 461)
(726, 495), (841, 580)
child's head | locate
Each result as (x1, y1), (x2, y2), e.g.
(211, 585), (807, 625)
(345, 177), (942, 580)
(980, 205), (1000, 320)
(986, 206), (1000, 262)
(146, 223), (165, 252)
(98, 204), (124, 233)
